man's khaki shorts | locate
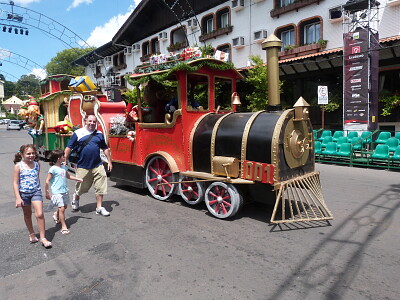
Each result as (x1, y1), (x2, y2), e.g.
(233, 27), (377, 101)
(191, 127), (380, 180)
(75, 164), (107, 196)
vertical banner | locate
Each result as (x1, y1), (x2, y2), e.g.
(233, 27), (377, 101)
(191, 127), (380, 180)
(369, 32), (380, 131)
(343, 28), (369, 131)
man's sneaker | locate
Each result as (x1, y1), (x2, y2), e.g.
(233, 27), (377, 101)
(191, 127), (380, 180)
(71, 193), (79, 211)
(96, 207), (110, 216)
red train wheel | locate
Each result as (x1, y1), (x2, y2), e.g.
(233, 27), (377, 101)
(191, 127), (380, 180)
(145, 156), (176, 201)
(205, 182), (239, 219)
(178, 176), (205, 205)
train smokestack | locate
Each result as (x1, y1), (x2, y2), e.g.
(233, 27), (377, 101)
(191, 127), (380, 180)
(262, 34), (282, 112)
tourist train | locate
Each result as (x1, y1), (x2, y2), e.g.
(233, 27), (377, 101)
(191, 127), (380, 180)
(29, 36), (332, 224)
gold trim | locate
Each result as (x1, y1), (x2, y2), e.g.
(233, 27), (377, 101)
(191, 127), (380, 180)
(271, 110), (292, 183)
(210, 113), (233, 174)
(189, 113), (212, 171)
(240, 111), (265, 176)
(181, 171), (254, 184)
(138, 109), (182, 129)
(94, 100), (109, 144)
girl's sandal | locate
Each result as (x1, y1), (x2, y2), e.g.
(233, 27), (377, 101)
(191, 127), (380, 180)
(40, 238), (52, 248)
(53, 212), (59, 224)
(29, 233), (39, 243)
(60, 229), (70, 235)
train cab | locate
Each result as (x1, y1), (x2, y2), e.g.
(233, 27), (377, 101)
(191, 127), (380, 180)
(109, 58), (243, 189)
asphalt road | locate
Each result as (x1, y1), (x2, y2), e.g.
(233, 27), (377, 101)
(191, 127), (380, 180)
(0, 126), (399, 300)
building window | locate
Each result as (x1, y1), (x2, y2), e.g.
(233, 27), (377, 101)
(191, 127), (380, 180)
(304, 22), (320, 44)
(279, 27), (295, 50)
(216, 44), (230, 62)
(142, 41), (150, 56)
(300, 19), (321, 45)
(280, 0), (294, 7)
(216, 8), (230, 29)
(202, 15), (214, 34)
(172, 27), (186, 46)
(151, 38), (159, 54)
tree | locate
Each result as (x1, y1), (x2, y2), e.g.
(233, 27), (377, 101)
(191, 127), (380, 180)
(244, 55), (270, 111)
(15, 74), (41, 98)
(3, 80), (16, 99)
(45, 47), (95, 76)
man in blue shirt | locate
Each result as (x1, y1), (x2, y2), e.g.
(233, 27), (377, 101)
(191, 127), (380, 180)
(64, 115), (113, 216)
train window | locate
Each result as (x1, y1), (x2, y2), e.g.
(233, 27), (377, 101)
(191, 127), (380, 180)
(41, 82), (49, 95)
(60, 79), (69, 91)
(215, 77), (232, 111)
(58, 101), (68, 121)
(187, 74), (209, 111)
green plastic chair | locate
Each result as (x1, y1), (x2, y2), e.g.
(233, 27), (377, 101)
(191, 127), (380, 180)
(314, 141), (322, 155)
(336, 143), (352, 157)
(336, 136), (349, 148)
(386, 137), (399, 152)
(332, 131), (344, 142)
(318, 130), (332, 142)
(375, 132), (391, 144)
(313, 130), (318, 140)
(322, 142), (338, 156)
(347, 131), (358, 139)
(371, 144), (390, 160)
(391, 146), (400, 161)
(394, 132), (400, 140)
(360, 131), (373, 145)
(321, 136), (333, 148)
(350, 137), (363, 151)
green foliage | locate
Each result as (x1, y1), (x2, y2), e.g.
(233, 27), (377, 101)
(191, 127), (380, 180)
(284, 44), (296, 51)
(322, 93), (342, 112)
(3, 80), (16, 98)
(380, 94), (400, 116)
(122, 88), (139, 104)
(324, 101), (340, 112)
(317, 39), (328, 48)
(244, 55), (271, 112)
(1, 75), (40, 99)
(15, 74), (41, 98)
(199, 43), (214, 56)
(45, 47), (95, 76)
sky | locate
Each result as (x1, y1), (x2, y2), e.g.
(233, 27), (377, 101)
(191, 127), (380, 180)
(0, 0), (143, 82)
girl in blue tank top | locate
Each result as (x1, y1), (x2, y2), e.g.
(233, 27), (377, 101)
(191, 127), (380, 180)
(13, 144), (52, 248)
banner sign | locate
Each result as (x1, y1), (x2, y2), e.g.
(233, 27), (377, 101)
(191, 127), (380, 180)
(343, 28), (369, 131)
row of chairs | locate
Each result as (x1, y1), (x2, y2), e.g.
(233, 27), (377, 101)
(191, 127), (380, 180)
(318, 135), (400, 152)
(315, 141), (400, 169)
(315, 130), (400, 145)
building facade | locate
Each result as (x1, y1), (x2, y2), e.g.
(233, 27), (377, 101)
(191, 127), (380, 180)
(75, 0), (400, 129)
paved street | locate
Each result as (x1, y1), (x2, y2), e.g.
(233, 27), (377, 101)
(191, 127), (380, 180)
(0, 126), (399, 300)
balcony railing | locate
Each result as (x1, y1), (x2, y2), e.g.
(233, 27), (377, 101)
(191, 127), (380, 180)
(278, 43), (323, 59)
(199, 26), (233, 42)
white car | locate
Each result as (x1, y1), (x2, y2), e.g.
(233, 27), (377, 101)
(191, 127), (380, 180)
(7, 120), (21, 130)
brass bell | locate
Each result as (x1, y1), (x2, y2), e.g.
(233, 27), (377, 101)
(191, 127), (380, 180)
(231, 92), (241, 105)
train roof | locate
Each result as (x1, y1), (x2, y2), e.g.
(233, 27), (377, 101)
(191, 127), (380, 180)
(129, 57), (243, 81)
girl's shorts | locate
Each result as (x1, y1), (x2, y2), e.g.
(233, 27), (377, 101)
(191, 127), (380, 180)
(20, 189), (43, 205)
(49, 193), (70, 209)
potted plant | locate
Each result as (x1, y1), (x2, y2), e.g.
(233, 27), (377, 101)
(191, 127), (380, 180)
(317, 39), (328, 49)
